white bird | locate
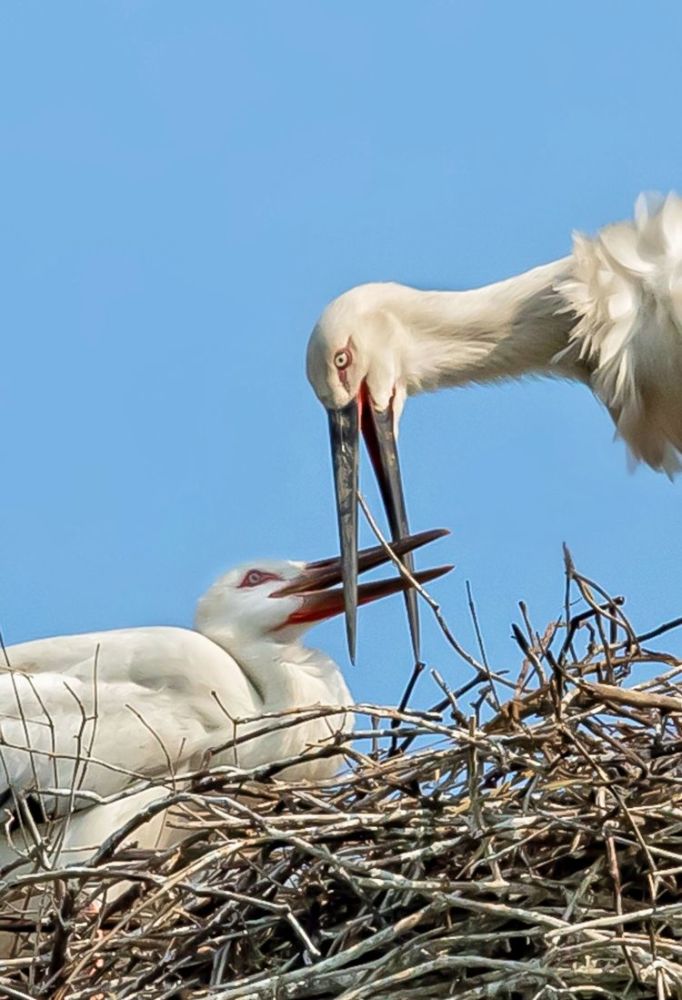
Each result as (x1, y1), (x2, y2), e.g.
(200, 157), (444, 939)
(307, 193), (682, 658)
(0, 531), (450, 885)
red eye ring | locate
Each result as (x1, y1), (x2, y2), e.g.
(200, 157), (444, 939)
(238, 569), (284, 589)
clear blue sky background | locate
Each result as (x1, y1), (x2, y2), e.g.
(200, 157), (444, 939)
(2, 2), (682, 709)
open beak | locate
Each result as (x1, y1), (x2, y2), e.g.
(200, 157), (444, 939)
(273, 528), (452, 639)
(328, 385), (418, 662)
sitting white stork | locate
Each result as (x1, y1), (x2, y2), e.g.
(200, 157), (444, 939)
(307, 193), (682, 658)
(0, 530), (450, 885)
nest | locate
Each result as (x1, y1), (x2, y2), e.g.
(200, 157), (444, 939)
(2, 552), (682, 999)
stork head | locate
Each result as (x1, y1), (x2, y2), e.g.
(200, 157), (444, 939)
(307, 283), (418, 661)
(194, 530), (451, 653)
(306, 284), (411, 414)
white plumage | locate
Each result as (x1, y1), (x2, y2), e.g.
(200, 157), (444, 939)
(0, 627), (259, 814)
(0, 558), (355, 889)
(557, 193), (682, 473)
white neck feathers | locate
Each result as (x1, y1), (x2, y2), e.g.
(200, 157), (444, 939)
(382, 258), (575, 394)
(198, 626), (351, 714)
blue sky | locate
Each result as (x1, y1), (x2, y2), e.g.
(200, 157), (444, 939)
(2, 2), (682, 709)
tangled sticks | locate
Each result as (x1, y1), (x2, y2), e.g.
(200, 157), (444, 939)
(2, 553), (682, 999)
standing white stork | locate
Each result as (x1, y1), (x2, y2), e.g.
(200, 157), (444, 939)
(307, 193), (682, 658)
(0, 530), (450, 884)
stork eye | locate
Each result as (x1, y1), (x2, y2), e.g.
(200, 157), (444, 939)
(238, 569), (283, 589)
(333, 348), (352, 370)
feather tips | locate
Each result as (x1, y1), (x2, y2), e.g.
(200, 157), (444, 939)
(556, 193), (682, 474)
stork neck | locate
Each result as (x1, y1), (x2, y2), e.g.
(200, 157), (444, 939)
(387, 258), (579, 391)
(199, 628), (349, 712)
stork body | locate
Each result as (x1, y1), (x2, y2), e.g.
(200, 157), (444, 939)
(0, 620), (346, 817)
(0, 533), (450, 885)
(307, 194), (682, 655)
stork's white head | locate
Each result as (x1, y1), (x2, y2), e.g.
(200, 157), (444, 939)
(306, 283), (421, 662)
(306, 283), (409, 416)
(194, 561), (310, 645)
(194, 535), (452, 655)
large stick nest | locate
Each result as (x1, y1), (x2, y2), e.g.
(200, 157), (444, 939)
(2, 553), (682, 999)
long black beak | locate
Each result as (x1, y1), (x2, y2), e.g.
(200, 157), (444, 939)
(328, 399), (360, 660)
(328, 389), (424, 663)
(294, 527), (450, 591)
(360, 396), (419, 660)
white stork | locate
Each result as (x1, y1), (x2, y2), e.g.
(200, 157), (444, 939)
(0, 531), (450, 886)
(307, 193), (682, 658)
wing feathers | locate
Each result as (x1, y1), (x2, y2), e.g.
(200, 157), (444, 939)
(556, 192), (682, 474)
(0, 627), (258, 816)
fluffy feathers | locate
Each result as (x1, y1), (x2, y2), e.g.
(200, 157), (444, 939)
(557, 193), (682, 474)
